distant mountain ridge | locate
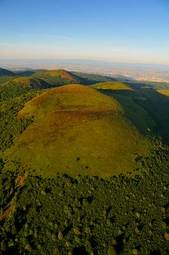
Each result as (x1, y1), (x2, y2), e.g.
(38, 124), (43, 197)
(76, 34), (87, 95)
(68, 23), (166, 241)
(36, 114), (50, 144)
(31, 69), (83, 86)
(0, 67), (15, 76)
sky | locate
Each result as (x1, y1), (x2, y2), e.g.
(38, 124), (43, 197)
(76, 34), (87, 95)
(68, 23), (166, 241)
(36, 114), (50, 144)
(0, 0), (169, 65)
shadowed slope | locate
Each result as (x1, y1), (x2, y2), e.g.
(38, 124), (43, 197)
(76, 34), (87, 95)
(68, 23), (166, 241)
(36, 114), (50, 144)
(0, 68), (15, 77)
(0, 77), (48, 101)
(8, 77), (49, 89)
(93, 82), (157, 136)
(5, 84), (151, 177)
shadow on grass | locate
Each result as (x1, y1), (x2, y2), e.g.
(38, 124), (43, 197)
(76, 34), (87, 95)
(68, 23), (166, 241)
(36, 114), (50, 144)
(98, 87), (169, 144)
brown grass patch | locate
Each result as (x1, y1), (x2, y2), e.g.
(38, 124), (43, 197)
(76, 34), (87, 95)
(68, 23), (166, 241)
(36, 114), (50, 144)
(15, 175), (26, 188)
(0, 204), (16, 221)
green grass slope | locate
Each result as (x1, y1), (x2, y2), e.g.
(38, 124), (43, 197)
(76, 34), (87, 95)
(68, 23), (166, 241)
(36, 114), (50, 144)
(92, 81), (133, 91)
(32, 69), (82, 87)
(8, 77), (50, 89)
(5, 84), (151, 177)
(158, 89), (169, 97)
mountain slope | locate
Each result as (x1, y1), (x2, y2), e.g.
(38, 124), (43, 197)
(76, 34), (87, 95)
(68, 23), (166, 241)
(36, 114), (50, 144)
(0, 77), (47, 101)
(8, 77), (50, 89)
(32, 69), (82, 87)
(73, 72), (116, 84)
(0, 67), (15, 77)
(92, 81), (133, 91)
(5, 84), (151, 177)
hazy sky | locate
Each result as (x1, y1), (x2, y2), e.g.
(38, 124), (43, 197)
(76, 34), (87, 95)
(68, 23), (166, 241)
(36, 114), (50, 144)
(0, 0), (169, 64)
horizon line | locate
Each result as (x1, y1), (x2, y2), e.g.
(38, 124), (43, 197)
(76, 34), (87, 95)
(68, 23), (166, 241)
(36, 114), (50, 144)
(0, 58), (169, 67)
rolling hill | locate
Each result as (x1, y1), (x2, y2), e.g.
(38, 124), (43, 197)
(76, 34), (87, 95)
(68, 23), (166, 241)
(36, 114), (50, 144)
(32, 69), (83, 87)
(92, 81), (133, 91)
(5, 84), (152, 177)
(7, 77), (50, 89)
(0, 77), (46, 101)
(0, 74), (73, 102)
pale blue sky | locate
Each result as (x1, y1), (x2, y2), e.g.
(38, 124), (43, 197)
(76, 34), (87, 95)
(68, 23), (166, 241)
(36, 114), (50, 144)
(0, 0), (169, 64)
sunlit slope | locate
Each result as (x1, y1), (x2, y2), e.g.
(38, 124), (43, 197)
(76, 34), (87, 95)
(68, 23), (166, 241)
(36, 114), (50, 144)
(92, 81), (133, 91)
(158, 89), (169, 97)
(6, 84), (151, 177)
(18, 84), (121, 119)
(32, 69), (82, 87)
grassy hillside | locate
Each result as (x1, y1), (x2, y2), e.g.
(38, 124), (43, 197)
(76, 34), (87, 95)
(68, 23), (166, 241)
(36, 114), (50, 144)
(7, 77), (50, 89)
(5, 84), (151, 177)
(92, 81), (133, 91)
(0, 69), (105, 101)
(158, 89), (169, 97)
(32, 69), (83, 87)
